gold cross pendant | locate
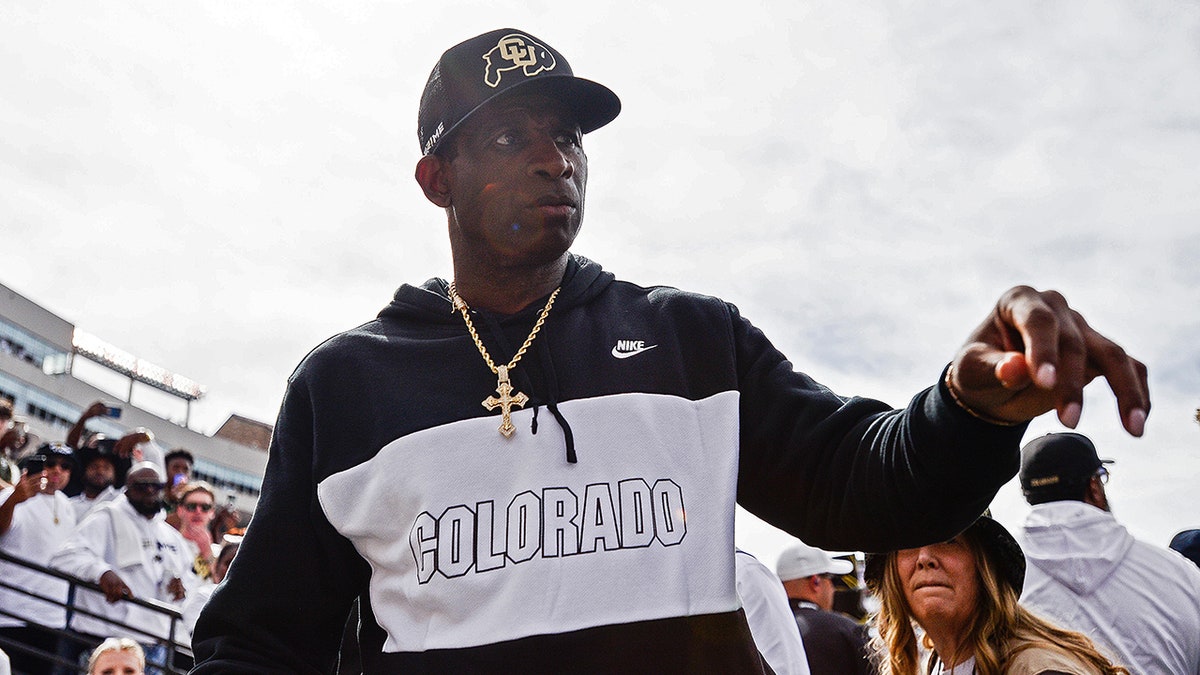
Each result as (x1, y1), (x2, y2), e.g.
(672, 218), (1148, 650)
(482, 365), (529, 437)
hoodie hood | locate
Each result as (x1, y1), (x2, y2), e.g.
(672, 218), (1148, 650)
(1019, 501), (1134, 595)
(377, 253), (614, 324)
(375, 253), (614, 463)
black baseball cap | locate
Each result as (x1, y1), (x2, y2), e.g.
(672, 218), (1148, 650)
(1170, 529), (1200, 568)
(1019, 432), (1113, 494)
(20, 441), (75, 470)
(77, 436), (119, 466)
(417, 28), (621, 156)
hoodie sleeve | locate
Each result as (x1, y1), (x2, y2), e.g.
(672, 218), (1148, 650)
(730, 304), (1026, 552)
(49, 507), (116, 583)
(190, 370), (367, 674)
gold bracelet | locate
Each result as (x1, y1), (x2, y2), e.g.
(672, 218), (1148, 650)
(944, 365), (1023, 426)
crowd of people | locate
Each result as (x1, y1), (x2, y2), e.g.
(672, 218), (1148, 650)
(717, 430), (1200, 675)
(4, 407), (1194, 675)
(0, 399), (243, 674)
(767, 431), (1200, 675)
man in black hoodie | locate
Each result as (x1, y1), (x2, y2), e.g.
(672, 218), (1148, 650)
(192, 28), (1150, 675)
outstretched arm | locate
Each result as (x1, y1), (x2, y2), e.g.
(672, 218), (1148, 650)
(946, 286), (1149, 436)
(66, 401), (108, 449)
(734, 287), (1148, 552)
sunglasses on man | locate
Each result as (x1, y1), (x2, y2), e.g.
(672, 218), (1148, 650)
(126, 481), (166, 493)
(180, 501), (214, 512)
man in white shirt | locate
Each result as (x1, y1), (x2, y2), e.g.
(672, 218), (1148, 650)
(0, 443), (77, 674)
(736, 549), (811, 675)
(69, 438), (124, 521)
(1017, 432), (1200, 675)
(50, 461), (194, 673)
(777, 542), (876, 675)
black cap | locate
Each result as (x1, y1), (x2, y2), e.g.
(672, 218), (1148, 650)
(417, 28), (621, 156)
(864, 513), (1026, 597)
(76, 436), (119, 467)
(1019, 432), (1113, 494)
(19, 441), (75, 470)
(1170, 529), (1200, 568)
(72, 435), (133, 490)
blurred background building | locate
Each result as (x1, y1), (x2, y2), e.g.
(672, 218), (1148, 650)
(1, 281), (266, 516)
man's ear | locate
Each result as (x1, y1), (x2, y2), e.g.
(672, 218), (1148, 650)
(415, 154), (452, 208)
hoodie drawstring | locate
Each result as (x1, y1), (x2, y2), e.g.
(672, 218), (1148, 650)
(533, 338), (576, 463)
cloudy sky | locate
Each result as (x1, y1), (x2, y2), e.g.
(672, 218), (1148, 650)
(3, 1), (1197, 565)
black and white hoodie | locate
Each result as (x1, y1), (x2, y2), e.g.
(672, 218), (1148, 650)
(193, 255), (1025, 674)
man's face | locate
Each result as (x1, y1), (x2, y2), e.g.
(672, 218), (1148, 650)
(442, 92), (587, 269)
(125, 469), (165, 518)
(36, 457), (71, 494)
(85, 457), (116, 491)
(178, 490), (215, 527)
(166, 457), (192, 482)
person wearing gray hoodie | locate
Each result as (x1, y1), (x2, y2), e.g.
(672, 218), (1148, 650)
(1017, 432), (1200, 675)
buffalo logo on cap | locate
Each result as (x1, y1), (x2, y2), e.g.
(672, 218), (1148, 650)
(483, 34), (557, 88)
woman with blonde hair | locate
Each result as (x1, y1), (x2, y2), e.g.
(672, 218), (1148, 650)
(865, 514), (1127, 675)
(87, 637), (144, 675)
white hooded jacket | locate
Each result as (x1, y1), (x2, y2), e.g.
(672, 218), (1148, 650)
(1018, 500), (1200, 675)
(49, 494), (195, 642)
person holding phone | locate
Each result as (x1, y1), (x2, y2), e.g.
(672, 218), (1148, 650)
(162, 449), (195, 529)
(66, 403), (164, 473)
(0, 442), (77, 674)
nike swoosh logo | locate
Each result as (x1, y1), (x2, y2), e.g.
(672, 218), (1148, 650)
(611, 344), (658, 359)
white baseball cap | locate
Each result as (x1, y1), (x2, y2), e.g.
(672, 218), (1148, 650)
(776, 542), (854, 581)
(127, 460), (165, 483)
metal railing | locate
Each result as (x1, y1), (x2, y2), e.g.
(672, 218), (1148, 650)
(0, 549), (193, 674)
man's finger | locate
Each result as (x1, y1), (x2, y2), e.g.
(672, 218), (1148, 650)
(1086, 332), (1150, 436)
(1050, 308), (1089, 429)
(1003, 287), (1070, 391)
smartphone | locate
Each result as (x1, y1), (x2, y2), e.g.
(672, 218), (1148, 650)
(24, 458), (44, 474)
(104, 405), (123, 419)
(12, 421), (28, 444)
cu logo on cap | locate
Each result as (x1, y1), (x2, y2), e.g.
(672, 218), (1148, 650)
(483, 34), (557, 88)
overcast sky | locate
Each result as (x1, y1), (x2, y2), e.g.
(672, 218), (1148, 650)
(3, 0), (1197, 565)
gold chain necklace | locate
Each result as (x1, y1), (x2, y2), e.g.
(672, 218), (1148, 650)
(448, 281), (561, 438)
